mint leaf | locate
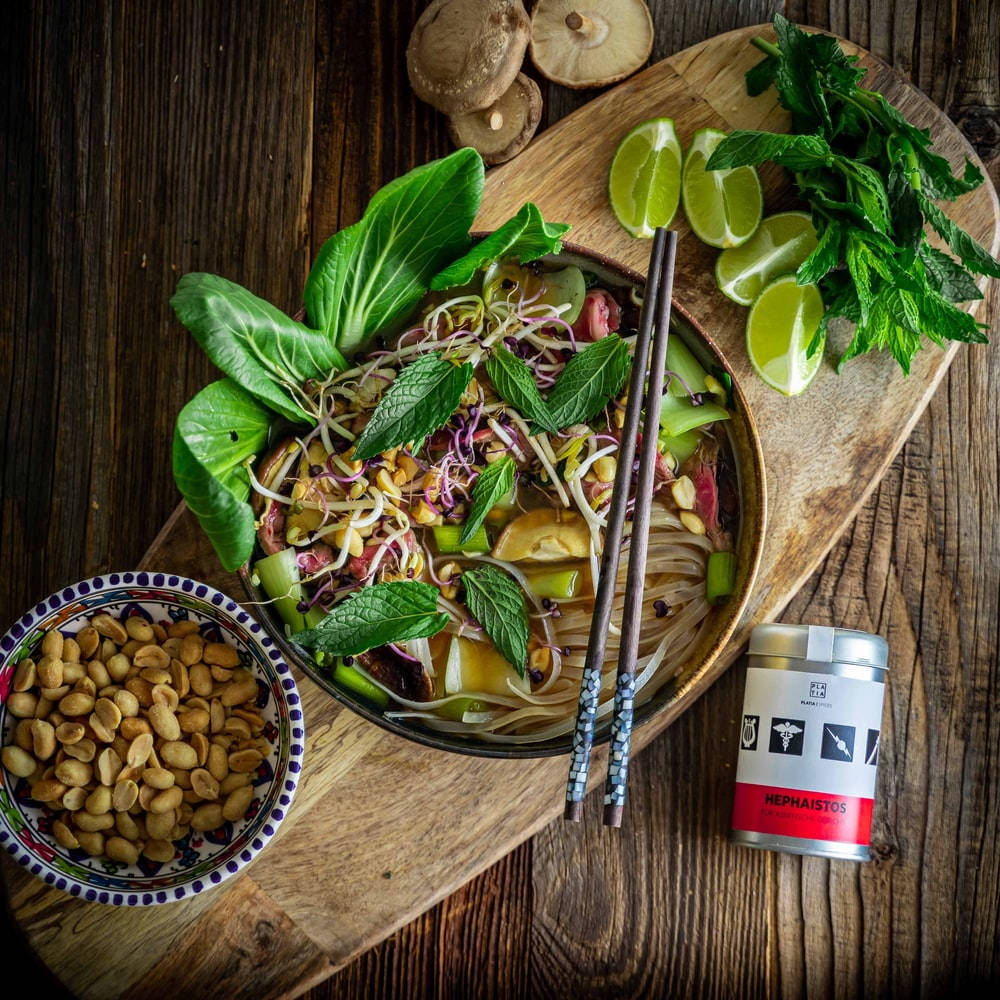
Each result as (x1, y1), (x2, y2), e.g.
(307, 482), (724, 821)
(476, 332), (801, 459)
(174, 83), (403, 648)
(916, 194), (1000, 279)
(461, 457), (514, 544)
(461, 566), (529, 677)
(353, 352), (473, 461)
(797, 223), (842, 284)
(172, 379), (273, 572)
(294, 581), (449, 658)
(705, 130), (832, 171)
(919, 244), (983, 302)
(745, 54), (778, 96)
(485, 345), (559, 434)
(545, 335), (630, 429)
(772, 13), (832, 133)
(304, 148), (483, 355)
(430, 202), (570, 291)
(170, 274), (347, 424)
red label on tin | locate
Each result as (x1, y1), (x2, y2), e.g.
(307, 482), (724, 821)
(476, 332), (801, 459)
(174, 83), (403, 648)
(732, 782), (873, 845)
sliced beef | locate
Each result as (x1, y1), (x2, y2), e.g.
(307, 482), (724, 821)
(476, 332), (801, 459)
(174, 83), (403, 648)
(357, 646), (434, 702)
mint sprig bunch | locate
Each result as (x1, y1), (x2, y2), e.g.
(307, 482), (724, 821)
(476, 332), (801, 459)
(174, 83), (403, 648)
(707, 14), (1000, 374)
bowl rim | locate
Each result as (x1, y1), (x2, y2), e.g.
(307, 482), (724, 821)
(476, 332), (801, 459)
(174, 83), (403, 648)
(0, 570), (305, 905)
(239, 239), (767, 759)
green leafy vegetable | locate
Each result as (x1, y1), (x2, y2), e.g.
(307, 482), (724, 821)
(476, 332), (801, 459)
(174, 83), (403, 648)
(485, 345), (559, 433)
(352, 352), (474, 461)
(293, 581), (449, 658)
(430, 202), (571, 291)
(461, 566), (529, 677)
(461, 456), (515, 544)
(172, 379), (273, 572)
(707, 13), (999, 373)
(545, 334), (631, 428)
(304, 148), (483, 356)
(170, 273), (347, 424)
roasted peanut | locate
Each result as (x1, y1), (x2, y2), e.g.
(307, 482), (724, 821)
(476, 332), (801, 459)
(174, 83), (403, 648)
(29, 720), (57, 761)
(124, 616), (154, 643)
(13, 658), (36, 692)
(91, 613), (128, 645)
(222, 785), (254, 822)
(7, 692), (38, 719)
(160, 740), (198, 770)
(2, 745), (37, 778)
(203, 642), (240, 668)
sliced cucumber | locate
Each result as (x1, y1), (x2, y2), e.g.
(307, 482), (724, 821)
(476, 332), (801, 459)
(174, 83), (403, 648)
(433, 523), (490, 553)
(254, 548), (325, 634)
(666, 336), (709, 397)
(659, 391), (730, 438)
(706, 551), (738, 605)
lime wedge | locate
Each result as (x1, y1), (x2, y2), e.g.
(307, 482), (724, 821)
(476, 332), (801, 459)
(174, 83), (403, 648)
(681, 128), (763, 248)
(716, 211), (818, 305)
(746, 274), (825, 396)
(608, 118), (682, 238)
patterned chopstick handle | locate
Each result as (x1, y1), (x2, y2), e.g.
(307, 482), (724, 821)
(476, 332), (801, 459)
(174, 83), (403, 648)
(603, 671), (635, 826)
(565, 659), (604, 813)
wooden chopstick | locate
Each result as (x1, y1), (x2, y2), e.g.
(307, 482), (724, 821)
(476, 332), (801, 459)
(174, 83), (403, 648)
(564, 227), (670, 823)
(604, 230), (677, 828)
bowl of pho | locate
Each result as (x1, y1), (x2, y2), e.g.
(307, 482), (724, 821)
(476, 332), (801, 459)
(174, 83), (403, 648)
(170, 149), (766, 758)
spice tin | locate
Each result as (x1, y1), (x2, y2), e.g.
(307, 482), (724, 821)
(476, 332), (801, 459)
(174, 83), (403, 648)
(731, 624), (888, 861)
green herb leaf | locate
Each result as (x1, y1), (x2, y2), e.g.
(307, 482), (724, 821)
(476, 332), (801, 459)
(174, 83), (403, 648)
(294, 581), (449, 658)
(745, 54), (778, 96)
(797, 223), (842, 284)
(772, 13), (833, 133)
(485, 345), (560, 434)
(705, 130), (832, 171)
(430, 202), (571, 291)
(170, 274), (347, 424)
(545, 334), (630, 429)
(304, 149), (484, 356)
(172, 379), (273, 572)
(352, 352), (473, 461)
(461, 566), (529, 677)
(462, 457), (515, 544)
(919, 244), (983, 302)
(916, 194), (1000, 279)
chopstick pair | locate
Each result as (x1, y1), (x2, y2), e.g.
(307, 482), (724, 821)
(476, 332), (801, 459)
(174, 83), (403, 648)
(564, 227), (677, 828)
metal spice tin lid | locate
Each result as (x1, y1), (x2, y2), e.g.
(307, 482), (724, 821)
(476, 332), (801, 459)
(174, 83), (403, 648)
(748, 623), (889, 670)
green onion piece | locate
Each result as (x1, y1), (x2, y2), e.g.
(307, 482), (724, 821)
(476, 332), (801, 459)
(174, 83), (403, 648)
(524, 568), (582, 600)
(657, 427), (702, 466)
(437, 696), (488, 722)
(666, 337), (710, 396)
(332, 659), (390, 707)
(659, 392), (730, 437)
(254, 547), (325, 634)
(433, 523), (490, 553)
(706, 550), (738, 605)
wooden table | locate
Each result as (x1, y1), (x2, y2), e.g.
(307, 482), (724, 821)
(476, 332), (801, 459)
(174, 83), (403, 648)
(3, 2), (999, 996)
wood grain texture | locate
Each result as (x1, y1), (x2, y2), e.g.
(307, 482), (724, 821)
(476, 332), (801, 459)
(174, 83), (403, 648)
(2, 2), (1000, 998)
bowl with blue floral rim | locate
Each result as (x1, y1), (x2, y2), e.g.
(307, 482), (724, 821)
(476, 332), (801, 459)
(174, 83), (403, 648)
(0, 571), (305, 906)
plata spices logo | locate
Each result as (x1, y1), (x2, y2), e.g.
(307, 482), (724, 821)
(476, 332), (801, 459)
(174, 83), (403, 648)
(769, 718), (804, 755)
(809, 681), (827, 699)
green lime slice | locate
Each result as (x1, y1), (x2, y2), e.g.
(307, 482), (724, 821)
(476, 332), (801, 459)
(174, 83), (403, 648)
(746, 273), (825, 396)
(681, 128), (763, 249)
(608, 117), (682, 238)
(716, 211), (818, 305)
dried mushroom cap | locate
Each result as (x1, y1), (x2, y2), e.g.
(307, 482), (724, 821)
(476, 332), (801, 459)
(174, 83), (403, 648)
(529, 0), (654, 89)
(407, 0), (531, 114)
(447, 72), (542, 165)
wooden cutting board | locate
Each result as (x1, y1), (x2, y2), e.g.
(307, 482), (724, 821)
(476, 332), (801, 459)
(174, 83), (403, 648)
(4, 24), (997, 1000)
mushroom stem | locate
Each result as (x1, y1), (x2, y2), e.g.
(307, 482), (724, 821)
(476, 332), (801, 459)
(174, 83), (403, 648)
(565, 11), (593, 33)
(487, 109), (504, 131)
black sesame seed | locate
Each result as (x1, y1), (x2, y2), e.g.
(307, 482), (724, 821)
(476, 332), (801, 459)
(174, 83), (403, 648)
(309, 464), (323, 477)
(653, 600), (670, 618)
(541, 598), (552, 610)
(229, 430), (239, 442)
(528, 668), (544, 684)
(295, 600), (309, 613)
(343, 655), (355, 666)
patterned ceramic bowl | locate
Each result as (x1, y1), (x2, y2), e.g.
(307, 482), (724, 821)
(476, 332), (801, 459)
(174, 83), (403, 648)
(0, 571), (305, 905)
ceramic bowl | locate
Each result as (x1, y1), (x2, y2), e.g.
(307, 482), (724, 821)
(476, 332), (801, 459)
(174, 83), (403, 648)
(240, 242), (767, 758)
(0, 571), (305, 905)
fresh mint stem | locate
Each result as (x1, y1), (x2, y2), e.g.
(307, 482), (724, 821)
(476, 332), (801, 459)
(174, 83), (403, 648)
(751, 36), (781, 59)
